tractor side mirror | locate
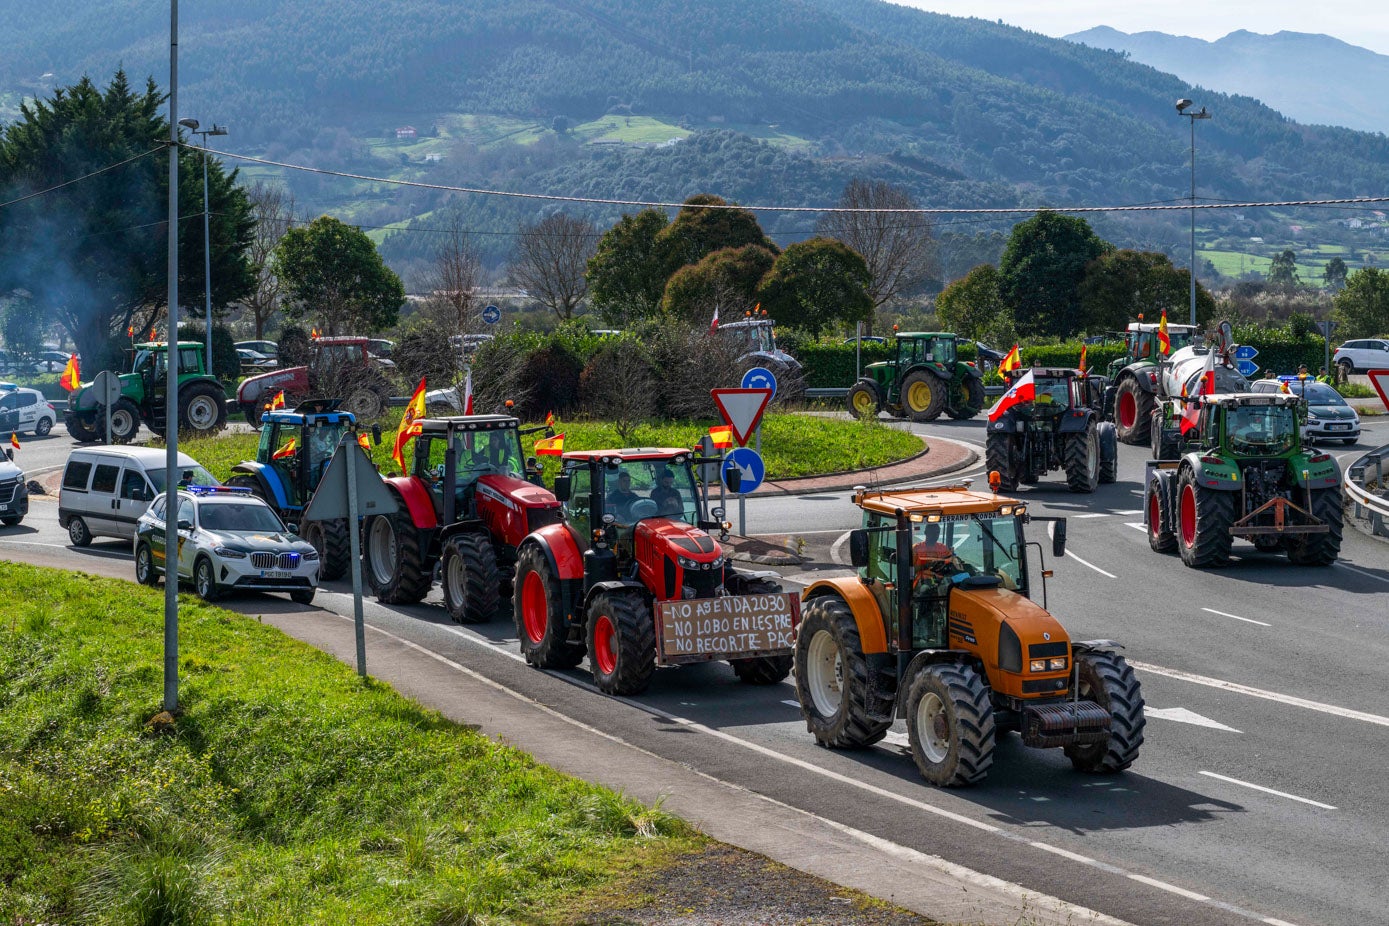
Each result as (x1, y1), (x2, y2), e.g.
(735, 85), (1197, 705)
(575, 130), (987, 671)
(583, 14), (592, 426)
(1051, 519), (1067, 559)
(286, 523), (300, 535)
(553, 475), (571, 502)
(371, 424), (382, 445)
(848, 529), (870, 568)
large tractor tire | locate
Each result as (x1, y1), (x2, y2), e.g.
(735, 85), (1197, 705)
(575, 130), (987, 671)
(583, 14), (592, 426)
(495, 543), (518, 601)
(1146, 475), (1177, 554)
(1113, 377), (1153, 445)
(587, 589), (657, 695)
(302, 518), (351, 581)
(1176, 467), (1235, 568)
(242, 402), (265, 430)
(901, 370), (946, 422)
(514, 543), (585, 669)
(226, 474), (272, 504)
(904, 662), (996, 788)
(441, 532), (501, 624)
(794, 596), (892, 748)
(179, 382), (228, 436)
(98, 398), (142, 444)
(1065, 651), (1145, 773)
(363, 511), (431, 603)
(984, 432), (1019, 492)
(1097, 422), (1118, 484)
(1284, 487), (1343, 566)
(728, 577), (793, 685)
(945, 377), (986, 420)
(1064, 426), (1100, 493)
(66, 414), (100, 443)
(846, 379), (881, 420)
(343, 386), (386, 421)
(1151, 410), (1180, 460)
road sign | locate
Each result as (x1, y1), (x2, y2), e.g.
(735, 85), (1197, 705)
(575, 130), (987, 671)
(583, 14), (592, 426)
(1233, 345), (1259, 361)
(1368, 369), (1389, 408)
(1316, 320), (1337, 337)
(303, 440), (400, 522)
(92, 370), (121, 405)
(481, 304), (501, 324)
(721, 447), (764, 494)
(741, 366), (778, 400)
(711, 388), (772, 446)
(1235, 359), (1260, 378)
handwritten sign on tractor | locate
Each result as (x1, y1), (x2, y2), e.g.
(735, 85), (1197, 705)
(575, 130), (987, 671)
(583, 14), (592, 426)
(658, 593), (799, 660)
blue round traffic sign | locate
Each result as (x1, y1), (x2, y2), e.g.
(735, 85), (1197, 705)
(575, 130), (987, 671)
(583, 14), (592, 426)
(481, 304), (502, 325)
(741, 366), (777, 400)
(721, 447), (765, 494)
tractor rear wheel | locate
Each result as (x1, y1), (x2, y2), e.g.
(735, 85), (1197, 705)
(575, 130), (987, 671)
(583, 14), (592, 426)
(1146, 476), (1176, 554)
(1284, 487), (1343, 566)
(904, 662), (995, 787)
(1097, 422), (1118, 484)
(728, 577), (793, 685)
(441, 532), (501, 624)
(363, 511), (431, 603)
(1176, 468), (1235, 568)
(846, 380), (880, 420)
(1064, 426), (1100, 493)
(1065, 651), (1145, 773)
(901, 370), (946, 422)
(794, 596), (891, 748)
(514, 543), (584, 669)
(67, 415), (100, 443)
(180, 382), (227, 436)
(945, 377), (986, 420)
(226, 474), (272, 506)
(587, 589), (656, 695)
(1113, 377), (1153, 445)
(343, 387), (385, 421)
(984, 432), (1019, 491)
(303, 518), (351, 581)
(242, 402), (265, 429)
(99, 398), (142, 444)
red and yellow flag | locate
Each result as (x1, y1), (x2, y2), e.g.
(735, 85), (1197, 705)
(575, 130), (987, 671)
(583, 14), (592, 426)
(545, 410), (556, 427)
(269, 390), (286, 411)
(9, 433), (19, 451)
(709, 425), (733, 449)
(1157, 310), (1171, 355)
(357, 432), (371, 451)
(392, 378), (427, 473)
(998, 344), (1021, 374)
(127, 326), (134, 338)
(1078, 343), (1088, 375)
(534, 433), (565, 456)
(59, 354), (81, 392)
(311, 327), (320, 339)
(272, 438), (297, 460)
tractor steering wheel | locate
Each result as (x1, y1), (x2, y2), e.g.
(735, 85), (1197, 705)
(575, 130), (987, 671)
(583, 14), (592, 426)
(628, 498), (658, 521)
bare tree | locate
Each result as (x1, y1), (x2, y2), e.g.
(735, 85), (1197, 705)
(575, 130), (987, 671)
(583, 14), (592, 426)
(509, 212), (598, 320)
(419, 212), (482, 334)
(244, 180), (298, 339)
(580, 343), (655, 443)
(817, 179), (937, 332)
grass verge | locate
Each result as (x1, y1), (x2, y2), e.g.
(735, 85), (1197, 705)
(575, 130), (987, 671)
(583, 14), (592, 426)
(0, 562), (694, 924)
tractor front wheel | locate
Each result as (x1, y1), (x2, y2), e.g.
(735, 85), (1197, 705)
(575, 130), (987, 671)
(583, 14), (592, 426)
(904, 662), (995, 788)
(1176, 468), (1235, 568)
(1065, 651), (1145, 773)
(1113, 377), (1153, 445)
(1146, 476), (1176, 554)
(67, 415), (100, 443)
(794, 596), (891, 748)
(514, 543), (584, 669)
(846, 380), (880, 420)
(363, 511), (431, 603)
(901, 370), (946, 422)
(1064, 426), (1100, 493)
(441, 532), (501, 624)
(180, 383), (227, 436)
(587, 589), (656, 695)
(1097, 422), (1118, 484)
(99, 398), (142, 444)
(1284, 487), (1343, 566)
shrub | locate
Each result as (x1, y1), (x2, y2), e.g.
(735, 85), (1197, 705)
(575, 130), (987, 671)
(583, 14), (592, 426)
(393, 318), (462, 390)
(516, 342), (584, 420)
(579, 340), (656, 442)
(176, 322), (240, 380)
(278, 325), (311, 366)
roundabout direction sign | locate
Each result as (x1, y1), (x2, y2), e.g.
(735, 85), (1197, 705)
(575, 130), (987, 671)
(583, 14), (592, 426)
(721, 447), (765, 495)
(741, 366), (778, 400)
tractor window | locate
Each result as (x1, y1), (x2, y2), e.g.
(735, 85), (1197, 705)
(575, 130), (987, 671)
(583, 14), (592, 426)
(565, 465), (592, 545)
(178, 349), (201, 373)
(257, 425), (276, 462)
(865, 513), (895, 586)
(306, 422), (347, 483)
(1034, 377), (1069, 406)
(454, 430), (524, 482)
(605, 460), (698, 525)
(1169, 329), (1194, 351)
(1228, 405), (1297, 455)
(931, 338), (956, 365)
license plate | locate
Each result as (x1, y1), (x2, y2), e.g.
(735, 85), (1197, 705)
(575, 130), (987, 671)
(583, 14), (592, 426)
(260, 570), (294, 579)
(0, 503), (8, 512)
(1327, 423), (1349, 430)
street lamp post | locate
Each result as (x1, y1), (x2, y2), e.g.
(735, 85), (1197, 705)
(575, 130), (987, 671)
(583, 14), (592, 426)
(1176, 99), (1210, 327)
(176, 118), (228, 373)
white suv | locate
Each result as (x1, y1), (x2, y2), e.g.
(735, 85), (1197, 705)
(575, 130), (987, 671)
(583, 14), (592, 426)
(1333, 338), (1389, 374)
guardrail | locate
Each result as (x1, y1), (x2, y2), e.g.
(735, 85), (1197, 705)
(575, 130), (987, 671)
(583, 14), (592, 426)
(1344, 443), (1389, 540)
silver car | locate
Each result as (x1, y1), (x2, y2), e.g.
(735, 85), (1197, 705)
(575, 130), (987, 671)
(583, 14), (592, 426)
(1251, 379), (1360, 445)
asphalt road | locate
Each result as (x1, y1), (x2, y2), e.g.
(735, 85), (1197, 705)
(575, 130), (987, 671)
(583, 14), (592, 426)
(3, 414), (1388, 926)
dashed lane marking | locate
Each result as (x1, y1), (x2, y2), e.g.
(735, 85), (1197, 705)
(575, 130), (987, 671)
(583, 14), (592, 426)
(1202, 607), (1271, 627)
(1199, 771), (1337, 811)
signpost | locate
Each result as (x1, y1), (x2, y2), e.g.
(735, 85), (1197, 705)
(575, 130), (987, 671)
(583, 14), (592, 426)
(91, 370), (121, 445)
(721, 446), (764, 535)
(303, 437), (399, 678)
(1317, 320), (1337, 377)
(481, 304), (501, 325)
(1232, 346), (1260, 379)
(740, 366), (778, 401)
(710, 387), (772, 446)
(1367, 369), (1389, 409)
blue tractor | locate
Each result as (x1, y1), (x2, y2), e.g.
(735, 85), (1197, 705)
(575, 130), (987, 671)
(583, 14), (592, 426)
(227, 400), (379, 580)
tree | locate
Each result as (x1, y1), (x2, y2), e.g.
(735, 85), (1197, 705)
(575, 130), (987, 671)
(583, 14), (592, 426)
(243, 180), (298, 339)
(417, 211), (482, 333)
(935, 264), (1014, 344)
(654, 194), (776, 280)
(660, 244), (776, 326)
(816, 179), (936, 329)
(509, 212), (597, 321)
(1324, 257), (1348, 292)
(1268, 249), (1301, 288)
(1333, 267), (1389, 339)
(273, 215), (404, 335)
(755, 237), (872, 336)
(2, 297), (46, 361)
(586, 209), (670, 326)
(997, 212), (1112, 339)
(0, 71), (254, 371)
(1078, 249), (1215, 332)
(579, 341), (656, 443)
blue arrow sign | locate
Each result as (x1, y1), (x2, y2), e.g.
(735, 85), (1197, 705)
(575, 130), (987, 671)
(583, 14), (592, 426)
(722, 447), (765, 495)
(1234, 345), (1259, 360)
(1236, 359), (1260, 377)
(741, 366), (778, 400)
(481, 304), (501, 325)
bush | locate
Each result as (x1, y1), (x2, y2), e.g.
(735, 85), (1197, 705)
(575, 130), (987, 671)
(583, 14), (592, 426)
(516, 341), (584, 420)
(579, 340), (656, 442)
(1233, 324), (1329, 377)
(797, 342), (893, 388)
(646, 322), (746, 418)
(176, 322), (240, 380)
(393, 318), (461, 391)
(278, 325), (311, 366)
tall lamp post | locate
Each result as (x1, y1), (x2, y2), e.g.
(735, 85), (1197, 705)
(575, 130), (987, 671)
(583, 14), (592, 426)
(1176, 99), (1210, 326)
(177, 117), (228, 373)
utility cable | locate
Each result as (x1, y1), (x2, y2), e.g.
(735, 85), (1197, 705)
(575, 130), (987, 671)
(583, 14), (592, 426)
(0, 146), (165, 210)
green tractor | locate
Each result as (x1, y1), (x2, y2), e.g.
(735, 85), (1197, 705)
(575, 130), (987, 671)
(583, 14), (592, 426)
(1103, 321), (1197, 445)
(64, 341), (228, 443)
(847, 332), (985, 422)
(1144, 392), (1343, 567)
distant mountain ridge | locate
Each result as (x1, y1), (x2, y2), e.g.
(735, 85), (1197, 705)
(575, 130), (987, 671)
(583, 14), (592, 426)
(1065, 26), (1389, 134)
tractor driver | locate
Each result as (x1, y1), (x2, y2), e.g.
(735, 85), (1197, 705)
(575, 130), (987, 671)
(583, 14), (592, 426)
(912, 522), (962, 587)
(650, 467), (683, 516)
(607, 471), (639, 519)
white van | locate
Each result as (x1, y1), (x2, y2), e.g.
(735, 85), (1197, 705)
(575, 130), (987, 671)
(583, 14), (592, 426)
(58, 447), (218, 546)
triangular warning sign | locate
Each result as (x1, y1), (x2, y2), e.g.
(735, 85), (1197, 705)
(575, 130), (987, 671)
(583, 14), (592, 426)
(711, 388), (772, 446)
(1367, 369), (1389, 408)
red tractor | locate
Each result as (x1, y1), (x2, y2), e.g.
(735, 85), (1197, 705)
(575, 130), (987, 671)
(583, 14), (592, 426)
(512, 447), (799, 696)
(362, 415), (561, 623)
(236, 336), (395, 426)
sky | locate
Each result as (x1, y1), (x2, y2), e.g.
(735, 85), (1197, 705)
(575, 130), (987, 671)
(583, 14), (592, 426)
(892, 1), (1389, 56)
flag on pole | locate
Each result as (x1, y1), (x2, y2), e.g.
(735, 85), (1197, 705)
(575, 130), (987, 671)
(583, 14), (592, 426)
(998, 344), (1021, 374)
(709, 425), (733, 449)
(127, 326), (134, 338)
(545, 410), (556, 427)
(534, 433), (565, 456)
(1180, 349), (1216, 435)
(269, 390), (286, 411)
(9, 433), (19, 451)
(987, 370), (1036, 423)
(1078, 343), (1088, 375)
(1157, 310), (1171, 355)
(59, 354), (81, 392)
(311, 327), (320, 339)
(708, 304), (719, 335)
(272, 438), (297, 460)
(462, 370), (474, 416)
(392, 378), (427, 473)
(357, 432), (371, 451)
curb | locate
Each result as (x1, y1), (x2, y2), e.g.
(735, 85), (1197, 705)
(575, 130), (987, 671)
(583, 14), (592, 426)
(750, 437), (980, 498)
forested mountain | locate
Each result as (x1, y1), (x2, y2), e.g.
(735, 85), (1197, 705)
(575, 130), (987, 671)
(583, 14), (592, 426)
(1066, 27), (1389, 136)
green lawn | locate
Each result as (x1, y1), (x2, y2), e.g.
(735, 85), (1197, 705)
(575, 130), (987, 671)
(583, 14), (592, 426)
(571, 115), (691, 145)
(0, 562), (695, 924)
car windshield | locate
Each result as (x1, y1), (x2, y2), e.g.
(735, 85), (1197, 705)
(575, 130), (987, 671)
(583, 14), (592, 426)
(605, 460), (700, 525)
(1228, 406), (1298, 454)
(911, 513), (1024, 591)
(149, 465), (218, 491)
(199, 502), (286, 533)
(1289, 382), (1344, 405)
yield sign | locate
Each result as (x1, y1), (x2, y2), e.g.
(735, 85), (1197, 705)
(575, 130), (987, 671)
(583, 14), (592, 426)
(1368, 369), (1389, 408)
(711, 387), (772, 446)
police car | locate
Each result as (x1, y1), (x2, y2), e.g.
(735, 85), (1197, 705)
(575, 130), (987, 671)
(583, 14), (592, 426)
(0, 382), (58, 437)
(0, 442), (26, 527)
(1251, 377), (1361, 445)
(134, 485), (320, 604)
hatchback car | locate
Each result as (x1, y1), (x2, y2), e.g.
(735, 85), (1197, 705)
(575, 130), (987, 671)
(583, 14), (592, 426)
(1251, 378), (1360, 444)
(235, 340), (279, 358)
(0, 383), (58, 436)
(1333, 338), (1389, 374)
(134, 485), (319, 604)
(0, 444), (27, 527)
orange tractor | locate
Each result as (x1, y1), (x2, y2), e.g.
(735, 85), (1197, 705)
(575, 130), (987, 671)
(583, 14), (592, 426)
(795, 481), (1145, 787)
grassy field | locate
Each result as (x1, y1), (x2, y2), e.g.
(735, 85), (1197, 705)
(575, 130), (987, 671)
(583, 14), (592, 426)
(0, 561), (695, 924)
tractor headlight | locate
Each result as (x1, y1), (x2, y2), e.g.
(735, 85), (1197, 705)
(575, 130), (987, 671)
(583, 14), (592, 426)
(1049, 657), (1067, 671)
(676, 555), (706, 570)
(1030, 659), (1048, 673)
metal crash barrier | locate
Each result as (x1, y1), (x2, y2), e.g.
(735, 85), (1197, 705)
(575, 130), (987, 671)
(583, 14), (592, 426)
(1345, 444), (1389, 540)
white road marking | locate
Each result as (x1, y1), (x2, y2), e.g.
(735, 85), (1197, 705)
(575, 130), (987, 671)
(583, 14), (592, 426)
(1063, 549), (1116, 578)
(1114, 509), (1142, 515)
(1146, 707), (1241, 733)
(1075, 513), (1110, 519)
(1124, 522), (1146, 532)
(1202, 607), (1271, 627)
(882, 730), (910, 749)
(752, 528), (848, 536)
(829, 530), (852, 566)
(1199, 771), (1337, 810)
(1335, 562), (1389, 586)
(781, 699), (800, 708)
(1131, 660), (1389, 728)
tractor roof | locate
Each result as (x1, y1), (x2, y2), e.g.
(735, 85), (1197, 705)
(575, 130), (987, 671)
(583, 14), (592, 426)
(562, 448), (692, 464)
(718, 318), (774, 330)
(895, 331), (956, 339)
(1025, 367), (1080, 378)
(1200, 392), (1302, 407)
(1125, 323), (1195, 333)
(854, 483), (1022, 517)
(312, 336), (371, 345)
(262, 409), (356, 426)
(417, 414), (519, 433)
(134, 341), (203, 350)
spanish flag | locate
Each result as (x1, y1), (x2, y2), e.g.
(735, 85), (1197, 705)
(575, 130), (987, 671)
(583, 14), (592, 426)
(998, 344), (1021, 375)
(709, 425), (733, 449)
(9, 433), (19, 451)
(1078, 343), (1088, 375)
(357, 432), (371, 451)
(272, 438), (296, 460)
(534, 433), (565, 456)
(59, 354), (81, 392)
(1157, 310), (1171, 356)
(392, 378), (427, 473)
(311, 327), (320, 339)
(545, 410), (556, 427)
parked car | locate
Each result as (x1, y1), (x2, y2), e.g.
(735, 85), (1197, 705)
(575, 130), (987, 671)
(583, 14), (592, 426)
(59, 446), (218, 547)
(449, 334), (494, 359)
(1333, 338), (1389, 374)
(0, 443), (27, 527)
(235, 340), (279, 358)
(1251, 378), (1361, 445)
(366, 338), (395, 359)
(33, 350), (77, 373)
(843, 335), (887, 345)
(0, 351), (38, 375)
(133, 485), (319, 604)
(236, 348), (277, 372)
(0, 383), (58, 436)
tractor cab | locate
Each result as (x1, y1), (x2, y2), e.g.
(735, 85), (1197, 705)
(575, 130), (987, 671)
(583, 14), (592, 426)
(897, 332), (956, 371)
(411, 415), (547, 526)
(255, 401), (360, 509)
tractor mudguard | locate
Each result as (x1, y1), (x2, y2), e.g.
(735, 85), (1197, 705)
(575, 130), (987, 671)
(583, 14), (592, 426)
(525, 522), (586, 582)
(1056, 411), (1092, 434)
(960, 363), (984, 381)
(1290, 451), (1342, 490)
(437, 519), (488, 545)
(583, 578), (648, 611)
(387, 476), (439, 528)
(1119, 365), (1160, 394)
(1181, 456), (1242, 492)
(230, 461), (290, 509)
(802, 578), (888, 654)
(1144, 467), (1177, 533)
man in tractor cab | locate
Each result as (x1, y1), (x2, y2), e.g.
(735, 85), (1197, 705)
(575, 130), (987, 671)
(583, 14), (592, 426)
(607, 470), (639, 518)
(650, 466), (683, 516)
(912, 522), (962, 587)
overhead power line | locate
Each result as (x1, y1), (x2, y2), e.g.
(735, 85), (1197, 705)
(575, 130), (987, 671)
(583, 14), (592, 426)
(0, 147), (165, 211)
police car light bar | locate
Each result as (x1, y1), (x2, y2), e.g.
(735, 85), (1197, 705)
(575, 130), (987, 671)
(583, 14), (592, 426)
(185, 485), (254, 496)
